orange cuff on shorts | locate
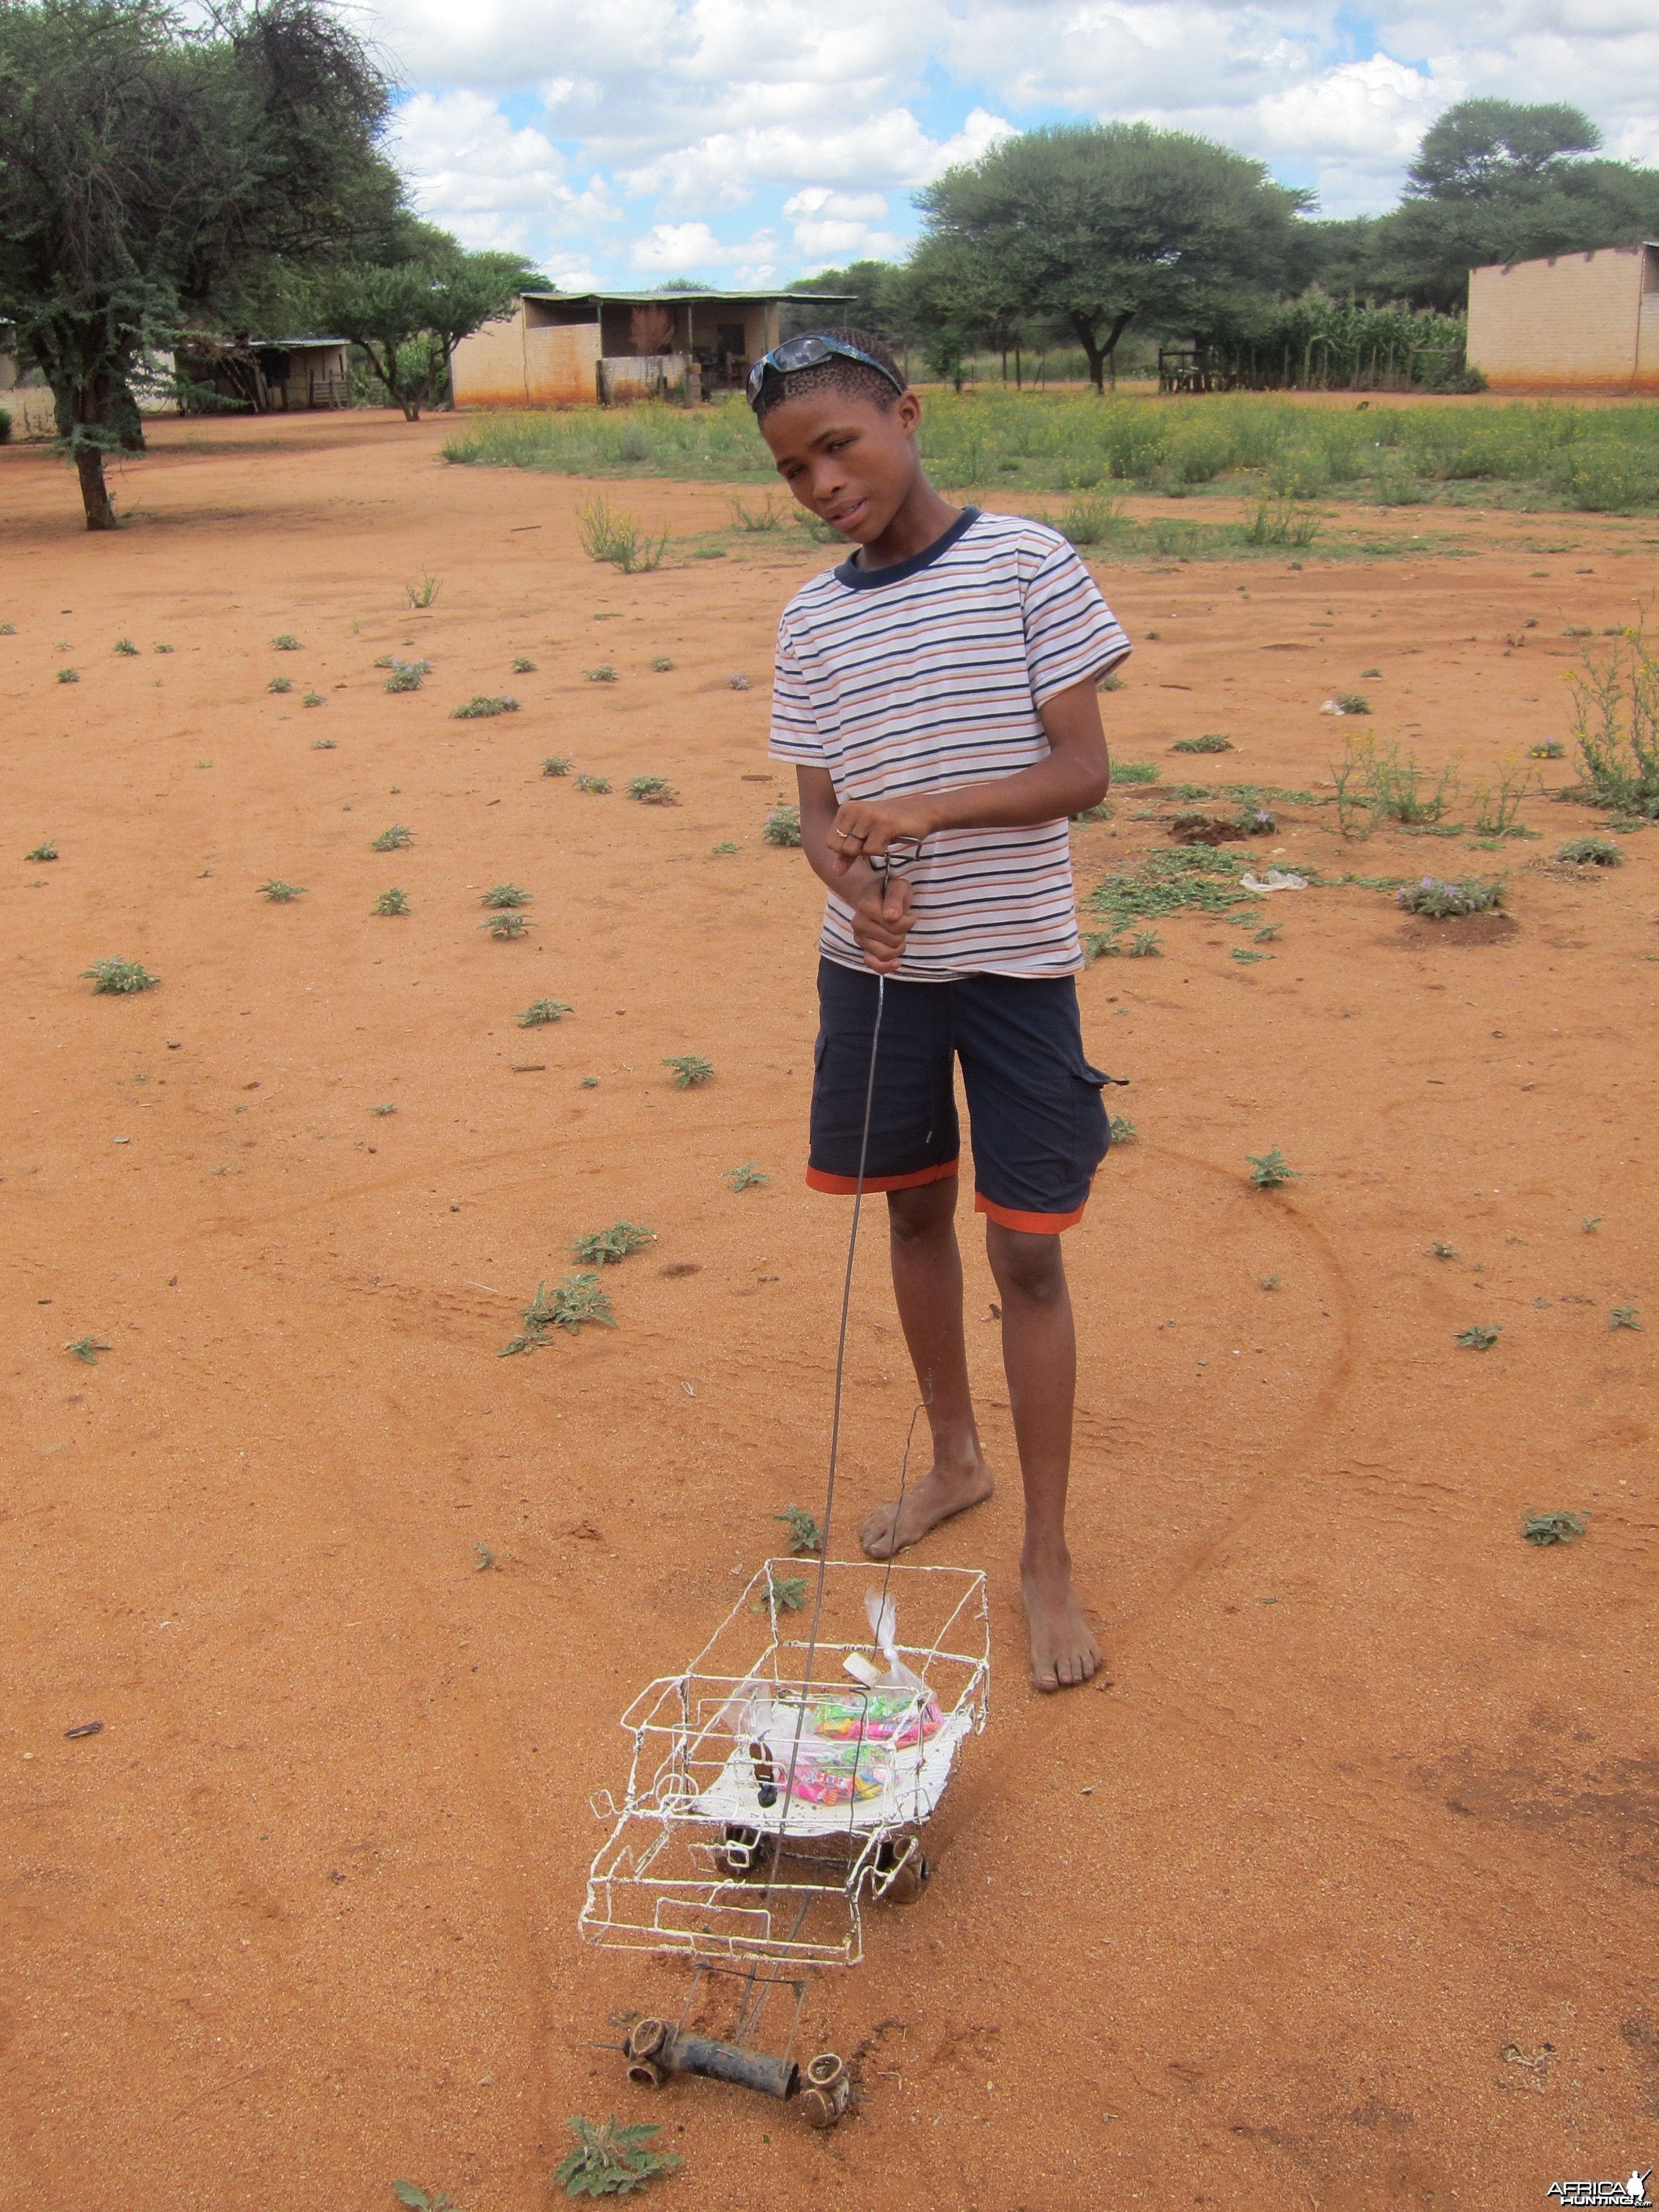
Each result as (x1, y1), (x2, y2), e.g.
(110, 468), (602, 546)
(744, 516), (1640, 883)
(974, 1181), (1093, 1235)
(805, 1156), (960, 1196)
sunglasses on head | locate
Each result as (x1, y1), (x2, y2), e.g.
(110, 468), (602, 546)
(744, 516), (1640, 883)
(746, 335), (906, 409)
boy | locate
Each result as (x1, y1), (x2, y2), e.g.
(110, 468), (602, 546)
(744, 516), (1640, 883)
(754, 330), (1131, 1692)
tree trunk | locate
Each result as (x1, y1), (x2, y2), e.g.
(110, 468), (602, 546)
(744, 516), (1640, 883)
(1071, 312), (1135, 395)
(75, 443), (118, 531)
(1070, 313), (1106, 394)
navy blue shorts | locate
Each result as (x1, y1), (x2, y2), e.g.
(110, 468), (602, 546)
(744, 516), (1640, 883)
(806, 959), (1114, 1233)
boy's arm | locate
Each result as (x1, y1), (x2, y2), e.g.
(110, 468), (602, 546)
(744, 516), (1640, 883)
(823, 675), (1110, 870)
(796, 765), (916, 975)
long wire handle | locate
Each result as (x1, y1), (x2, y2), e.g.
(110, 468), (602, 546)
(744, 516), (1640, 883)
(766, 970), (886, 1843)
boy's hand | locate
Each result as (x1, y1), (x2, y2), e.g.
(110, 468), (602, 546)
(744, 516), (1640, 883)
(850, 869), (914, 973)
(827, 794), (936, 875)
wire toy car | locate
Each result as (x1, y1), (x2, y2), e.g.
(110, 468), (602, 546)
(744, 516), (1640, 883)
(581, 1556), (990, 2125)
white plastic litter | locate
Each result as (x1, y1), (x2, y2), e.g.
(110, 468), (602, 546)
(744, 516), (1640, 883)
(1241, 868), (1309, 893)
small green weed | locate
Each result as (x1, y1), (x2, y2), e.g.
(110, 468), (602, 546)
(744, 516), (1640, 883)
(727, 672), (750, 691)
(1247, 1148), (1298, 1190)
(312, 737), (337, 749)
(258, 879), (304, 902)
(303, 690), (324, 708)
(113, 638), (138, 656)
(774, 1505), (821, 1555)
(405, 569), (442, 609)
(83, 958), (157, 994)
(585, 665), (617, 683)
(1259, 1274), (1282, 1290)
(512, 657), (537, 674)
(626, 776), (677, 804)
(1396, 877), (1503, 918)
(1173, 733), (1233, 754)
(577, 774), (611, 794)
(480, 884), (531, 909)
(56, 667), (78, 683)
(1253, 923), (1281, 942)
(1609, 1306), (1642, 1330)
(1090, 844), (1256, 933)
(1098, 671), (1124, 692)
(651, 656), (674, 672)
(1059, 489), (1124, 545)
(1231, 947), (1265, 964)
(553, 2114), (679, 2199)
(1556, 836), (1621, 865)
(25, 840), (57, 862)
(374, 888), (410, 915)
(543, 754), (574, 777)
(729, 491), (783, 531)
(1523, 1509), (1586, 1546)
(1071, 801), (1112, 823)
(1111, 760), (1159, 786)
(0, 622), (13, 635)
(1568, 618), (1659, 817)
(1108, 1115), (1136, 1143)
(1432, 1241), (1458, 1259)
(518, 1000), (572, 1031)
(575, 496), (667, 575)
(394, 2180), (458, 2210)
(267, 675), (293, 694)
(452, 695), (520, 719)
(372, 825), (412, 851)
(572, 1221), (654, 1266)
(501, 1273), (617, 1355)
(712, 840), (738, 854)
(1529, 739), (1565, 760)
(1330, 692), (1370, 716)
(663, 1054), (713, 1088)
(1455, 1324), (1501, 1350)
(153, 643), (172, 653)
(1469, 757), (1537, 836)
(752, 1574), (807, 1615)
(725, 1161), (769, 1190)
(67, 1335), (111, 1364)
(1583, 1215), (1601, 1233)
(762, 805), (802, 846)
(483, 912), (529, 939)
(1244, 494), (1320, 548)
(271, 634), (300, 651)
(372, 1102), (396, 1116)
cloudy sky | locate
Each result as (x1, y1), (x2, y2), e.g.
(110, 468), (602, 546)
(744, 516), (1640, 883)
(368, 0), (1659, 287)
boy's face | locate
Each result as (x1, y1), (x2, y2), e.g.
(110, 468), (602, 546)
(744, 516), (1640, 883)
(758, 387), (923, 546)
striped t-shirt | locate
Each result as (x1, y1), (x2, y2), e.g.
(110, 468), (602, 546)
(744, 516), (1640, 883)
(767, 507), (1131, 982)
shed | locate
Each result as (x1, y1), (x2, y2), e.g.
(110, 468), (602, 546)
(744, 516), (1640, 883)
(451, 290), (852, 409)
(1467, 243), (1659, 394)
(177, 335), (350, 413)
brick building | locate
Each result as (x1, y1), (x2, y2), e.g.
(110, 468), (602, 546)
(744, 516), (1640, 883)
(451, 289), (849, 409)
(1467, 241), (1659, 394)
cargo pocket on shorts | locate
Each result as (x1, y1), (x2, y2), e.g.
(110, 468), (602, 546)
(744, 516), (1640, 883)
(1073, 1059), (1115, 1172)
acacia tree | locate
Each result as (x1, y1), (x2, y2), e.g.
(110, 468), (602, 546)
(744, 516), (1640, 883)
(301, 220), (541, 420)
(0, 0), (397, 529)
(915, 123), (1309, 392)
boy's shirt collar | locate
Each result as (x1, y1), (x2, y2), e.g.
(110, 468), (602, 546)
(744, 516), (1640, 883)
(834, 506), (980, 591)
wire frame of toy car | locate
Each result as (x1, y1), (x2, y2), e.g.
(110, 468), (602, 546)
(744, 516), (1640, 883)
(580, 1560), (990, 1970)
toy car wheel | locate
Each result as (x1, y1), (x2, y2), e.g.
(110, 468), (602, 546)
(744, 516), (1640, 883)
(873, 1836), (928, 1905)
(715, 1823), (774, 1878)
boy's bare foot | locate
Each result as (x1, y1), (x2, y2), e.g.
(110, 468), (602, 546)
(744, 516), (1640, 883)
(1022, 1557), (1102, 1692)
(858, 1452), (994, 1561)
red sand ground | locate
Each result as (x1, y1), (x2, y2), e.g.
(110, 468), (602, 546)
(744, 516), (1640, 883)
(2, 409), (1657, 2212)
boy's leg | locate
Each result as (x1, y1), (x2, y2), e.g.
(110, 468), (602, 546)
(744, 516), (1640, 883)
(858, 1175), (995, 1560)
(984, 1222), (1101, 1692)
(952, 973), (1111, 1691)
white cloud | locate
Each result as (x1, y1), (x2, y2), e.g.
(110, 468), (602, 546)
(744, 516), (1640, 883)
(388, 90), (617, 253)
(629, 221), (782, 271)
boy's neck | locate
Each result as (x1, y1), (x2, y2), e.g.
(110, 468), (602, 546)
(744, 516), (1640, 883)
(852, 472), (964, 572)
